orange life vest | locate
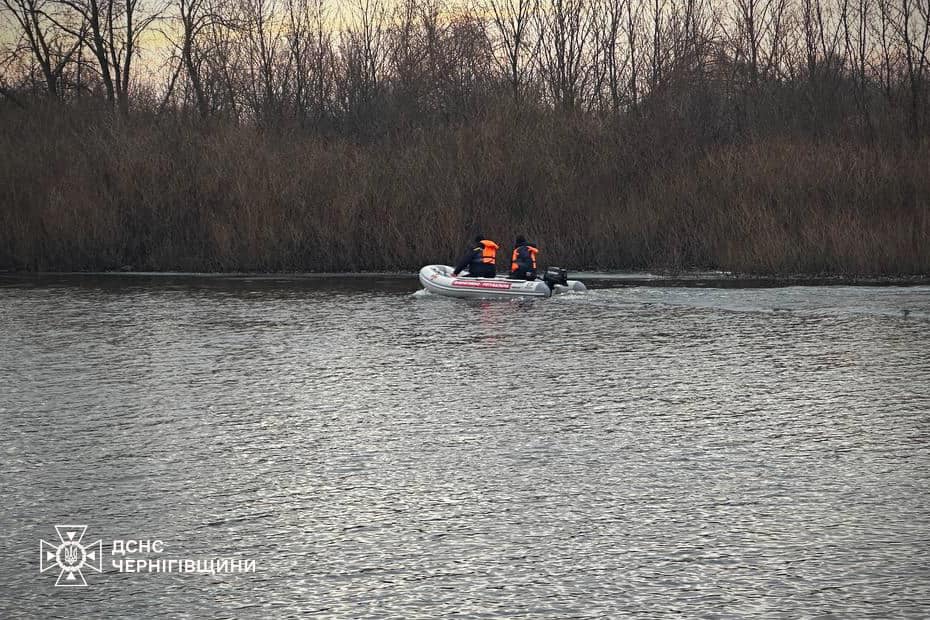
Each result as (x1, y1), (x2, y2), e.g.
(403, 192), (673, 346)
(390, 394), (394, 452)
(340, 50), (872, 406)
(511, 244), (538, 273)
(476, 240), (499, 265)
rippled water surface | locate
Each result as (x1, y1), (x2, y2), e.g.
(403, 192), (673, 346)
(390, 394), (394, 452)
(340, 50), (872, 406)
(1, 274), (929, 618)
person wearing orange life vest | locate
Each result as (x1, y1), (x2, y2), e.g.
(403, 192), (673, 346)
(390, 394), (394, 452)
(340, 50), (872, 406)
(509, 235), (538, 280)
(452, 235), (499, 278)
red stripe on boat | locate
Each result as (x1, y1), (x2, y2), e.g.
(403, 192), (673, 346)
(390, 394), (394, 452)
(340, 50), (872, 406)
(451, 279), (513, 290)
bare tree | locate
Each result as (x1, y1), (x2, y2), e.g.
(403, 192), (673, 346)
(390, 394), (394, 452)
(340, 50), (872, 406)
(337, 0), (386, 119)
(46, 0), (162, 111)
(286, 0), (334, 124)
(897, 0), (930, 136)
(169, 0), (237, 118)
(625, 0), (643, 106)
(874, 0), (897, 102)
(537, 0), (597, 110)
(487, 0), (536, 103)
(650, 0), (668, 89)
(1, 0), (927, 141)
(240, 0), (287, 122)
(1, 0), (83, 97)
(593, 0), (627, 113)
(729, 0), (775, 87)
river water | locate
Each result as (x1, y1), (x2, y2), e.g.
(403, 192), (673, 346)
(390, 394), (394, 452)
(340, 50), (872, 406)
(1, 274), (928, 618)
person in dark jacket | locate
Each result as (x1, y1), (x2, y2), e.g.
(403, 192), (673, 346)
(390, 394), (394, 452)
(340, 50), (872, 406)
(452, 235), (500, 278)
(509, 235), (539, 280)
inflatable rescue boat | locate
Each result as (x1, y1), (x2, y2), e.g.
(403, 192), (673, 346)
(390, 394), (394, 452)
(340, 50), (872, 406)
(418, 265), (586, 299)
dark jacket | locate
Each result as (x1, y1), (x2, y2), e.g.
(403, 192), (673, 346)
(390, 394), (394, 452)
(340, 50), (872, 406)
(453, 240), (498, 277)
(510, 243), (538, 279)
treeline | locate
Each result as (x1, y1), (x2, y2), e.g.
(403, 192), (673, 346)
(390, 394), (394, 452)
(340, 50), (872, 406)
(3, 0), (930, 135)
(0, 0), (928, 273)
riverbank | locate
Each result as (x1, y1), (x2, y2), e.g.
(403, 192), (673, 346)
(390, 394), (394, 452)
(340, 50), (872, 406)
(1, 103), (928, 275)
(3, 271), (929, 290)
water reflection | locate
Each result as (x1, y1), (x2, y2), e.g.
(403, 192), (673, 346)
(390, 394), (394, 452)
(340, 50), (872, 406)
(0, 275), (928, 618)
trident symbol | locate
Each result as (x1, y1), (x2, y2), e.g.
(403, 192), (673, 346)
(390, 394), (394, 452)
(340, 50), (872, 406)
(63, 545), (79, 565)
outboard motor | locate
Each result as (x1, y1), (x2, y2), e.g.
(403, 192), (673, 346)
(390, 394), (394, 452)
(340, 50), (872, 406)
(543, 266), (569, 289)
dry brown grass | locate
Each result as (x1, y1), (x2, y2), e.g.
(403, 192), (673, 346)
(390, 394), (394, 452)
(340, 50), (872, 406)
(1, 102), (927, 274)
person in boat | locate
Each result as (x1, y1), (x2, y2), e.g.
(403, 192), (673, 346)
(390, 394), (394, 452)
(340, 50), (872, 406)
(509, 235), (539, 280)
(452, 235), (499, 278)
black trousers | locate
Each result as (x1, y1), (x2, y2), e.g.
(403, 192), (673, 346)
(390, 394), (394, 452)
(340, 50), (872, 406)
(467, 263), (496, 278)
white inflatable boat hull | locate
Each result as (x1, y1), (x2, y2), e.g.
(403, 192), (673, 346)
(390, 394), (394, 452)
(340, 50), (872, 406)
(418, 265), (586, 299)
